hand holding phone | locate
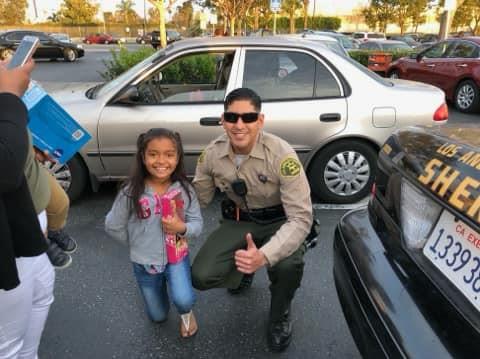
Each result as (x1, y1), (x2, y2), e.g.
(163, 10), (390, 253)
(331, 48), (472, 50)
(6, 35), (39, 69)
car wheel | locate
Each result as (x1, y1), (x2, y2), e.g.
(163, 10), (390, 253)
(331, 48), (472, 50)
(141, 39), (146, 44)
(389, 70), (400, 79)
(43, 155), (88, 202)
(63, 48), (77, 62)
(152, 44), (158, 49)
(308, 140), (377, 204)
(454, 80), (480, 113)
(105, 40), (109, 44)
(86, 40), (91, 44)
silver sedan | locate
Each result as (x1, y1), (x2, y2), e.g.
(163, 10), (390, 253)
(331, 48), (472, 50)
(48, 36), (448, 203)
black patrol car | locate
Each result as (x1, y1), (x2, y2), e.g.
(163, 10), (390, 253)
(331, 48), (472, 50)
(334, 126), (480, 357)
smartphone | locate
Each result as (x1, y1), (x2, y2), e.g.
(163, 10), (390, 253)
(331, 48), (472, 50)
(6, 35), (39, 69)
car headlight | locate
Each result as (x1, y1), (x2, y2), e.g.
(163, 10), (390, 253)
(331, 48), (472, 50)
(400, 179), (442, 249)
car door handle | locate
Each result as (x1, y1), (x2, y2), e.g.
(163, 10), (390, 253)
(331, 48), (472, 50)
(200, 117), (221, 126)
(426, 64), (436, 67)
(456, 64), (468, 68)
(320, 113), (341, 122)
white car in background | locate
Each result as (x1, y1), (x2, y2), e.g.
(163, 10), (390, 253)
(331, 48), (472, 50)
(48, 36), (448, 203)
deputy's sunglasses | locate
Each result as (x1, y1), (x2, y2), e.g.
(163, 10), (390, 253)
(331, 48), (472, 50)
(223, 112), (259, 124)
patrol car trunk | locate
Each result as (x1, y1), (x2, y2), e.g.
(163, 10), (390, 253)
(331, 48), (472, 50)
(370, 125), (480, 352)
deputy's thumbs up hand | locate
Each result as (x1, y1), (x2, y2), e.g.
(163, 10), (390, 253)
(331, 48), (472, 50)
(235, 232), (267, 274)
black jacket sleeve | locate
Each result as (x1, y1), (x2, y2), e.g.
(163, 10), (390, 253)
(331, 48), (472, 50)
(0, 93), (29, 194)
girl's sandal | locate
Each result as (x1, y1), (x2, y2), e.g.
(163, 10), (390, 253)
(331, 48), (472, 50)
(180, 311), (198, 338)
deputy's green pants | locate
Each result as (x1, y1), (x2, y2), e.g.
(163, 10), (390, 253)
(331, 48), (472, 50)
(191, 219), (305, 321)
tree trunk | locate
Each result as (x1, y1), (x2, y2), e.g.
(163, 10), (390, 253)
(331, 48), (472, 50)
(230, 16), (235, 37)
(254, 7), (259, 31)
(303, 14), (308, 30)
(237, 18), (242, 35)
(290, 13), (295, 34)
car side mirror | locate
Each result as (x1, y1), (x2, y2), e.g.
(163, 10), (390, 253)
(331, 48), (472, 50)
(115, 86), (140, 104)
(416, 53), (424, 62)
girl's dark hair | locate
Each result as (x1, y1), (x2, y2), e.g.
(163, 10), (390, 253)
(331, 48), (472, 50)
(122, 128), (191, 218)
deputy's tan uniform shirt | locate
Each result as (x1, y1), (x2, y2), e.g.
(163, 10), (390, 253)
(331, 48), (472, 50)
(193, 131), (313, 266)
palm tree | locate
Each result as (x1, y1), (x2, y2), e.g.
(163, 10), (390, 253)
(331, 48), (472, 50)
(116, 0), (137, 25)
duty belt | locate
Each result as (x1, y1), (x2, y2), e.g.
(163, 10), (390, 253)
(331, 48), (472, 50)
(221, 199), (286, 223)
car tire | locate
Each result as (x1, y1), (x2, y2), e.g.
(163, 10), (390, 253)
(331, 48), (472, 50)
(454, 80), (480, 113)
(141, 40), (146, 44)
(389, 70), (400, 79)
(44, 155), (88, 202)
(63, 48), (77, 62)
(308, 140), (377, 204)
(152, 44), (158, 49)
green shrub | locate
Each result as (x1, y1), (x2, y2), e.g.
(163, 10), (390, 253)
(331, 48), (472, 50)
(161, 54), (216, 84)
(349, 49), (415, 67)
(101, 45), (156, 80)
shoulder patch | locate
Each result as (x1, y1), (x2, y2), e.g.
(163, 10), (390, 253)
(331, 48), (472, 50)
(280, 157), (301, 177)
(197, 150), (206, 164)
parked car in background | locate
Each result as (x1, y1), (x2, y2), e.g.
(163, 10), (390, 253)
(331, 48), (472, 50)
(389, 35), (422, 48)
(360, 40), (413, 52)
(420, 33), (440, 43)
(83, 33), (114, 44)
(353, 32), (386, 42)
(48, 36), (447, 202)
(305, 30), (359, 50)
(49, 32), (72, 43)
(0, 30), (84, 62)
(151, 29), (182, 48)
(136, 32), (152, 44)
(387, 37), (480, 113)
(282, 33), (350, 57)
(334, 125), (480, 358)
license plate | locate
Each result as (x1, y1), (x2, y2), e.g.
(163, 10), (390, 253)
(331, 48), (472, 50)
(423, 210), (480, 312)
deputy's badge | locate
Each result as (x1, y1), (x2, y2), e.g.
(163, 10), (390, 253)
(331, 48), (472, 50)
(198, 150), (206, 164)
(280, 157), (301, 177)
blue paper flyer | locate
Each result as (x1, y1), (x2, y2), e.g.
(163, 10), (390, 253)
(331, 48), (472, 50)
(22, 82), (91, 165)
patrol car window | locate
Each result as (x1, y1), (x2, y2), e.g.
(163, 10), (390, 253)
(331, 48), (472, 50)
(136, 51), (234, 104)
(244, 50), (341, 100)
(447, 41), (479, 58)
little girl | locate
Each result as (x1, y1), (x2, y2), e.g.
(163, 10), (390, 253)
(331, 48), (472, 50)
(105, 128), (203, 338)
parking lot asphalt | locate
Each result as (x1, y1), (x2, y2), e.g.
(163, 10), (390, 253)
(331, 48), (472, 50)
(39, 185), (360, 359)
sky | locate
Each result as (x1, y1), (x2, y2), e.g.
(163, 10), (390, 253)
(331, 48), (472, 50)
(27, 0), (370, 22)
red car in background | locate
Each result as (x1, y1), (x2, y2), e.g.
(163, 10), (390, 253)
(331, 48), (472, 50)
(83, 33), (114, 44)
(387, 37), (480, 113)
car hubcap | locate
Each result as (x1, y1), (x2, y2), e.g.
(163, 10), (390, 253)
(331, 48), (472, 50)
(389, 72), (399, 79)
(457, 85), (475, 109)
(43, 161), (72, 192)
(324, 151), (370, 196)
(67, 50), (74, 61)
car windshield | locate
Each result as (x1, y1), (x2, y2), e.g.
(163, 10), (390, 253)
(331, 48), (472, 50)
(383, 43), (411, 50)
(322, 41), (348, 56)
(338, 36), (356, 49)
(342, 54), (393, 86)
(94, 50), (166, 98)
(368, 33), (385, 39)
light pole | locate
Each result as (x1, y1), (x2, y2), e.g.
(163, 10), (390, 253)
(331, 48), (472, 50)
(143, 0), (147, 34)
(32, 0), (38, 18)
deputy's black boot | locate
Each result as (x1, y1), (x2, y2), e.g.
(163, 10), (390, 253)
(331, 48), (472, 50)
(267, 309), (292, 352)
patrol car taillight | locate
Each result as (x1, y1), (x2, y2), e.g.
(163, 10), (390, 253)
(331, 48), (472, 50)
(400, 179), (441, 249)
(433, 103), (448, 122)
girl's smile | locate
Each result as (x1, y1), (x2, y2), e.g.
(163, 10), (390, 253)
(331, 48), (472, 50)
(143, 138), (179, 183)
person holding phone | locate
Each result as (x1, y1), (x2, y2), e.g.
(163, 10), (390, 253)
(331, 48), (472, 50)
(0, 59), (56, 359)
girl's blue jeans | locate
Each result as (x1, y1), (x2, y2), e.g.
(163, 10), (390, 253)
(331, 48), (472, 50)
(132, 255), (196, 322)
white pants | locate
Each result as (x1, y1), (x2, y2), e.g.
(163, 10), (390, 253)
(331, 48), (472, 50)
(0, 211), (55, 359)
